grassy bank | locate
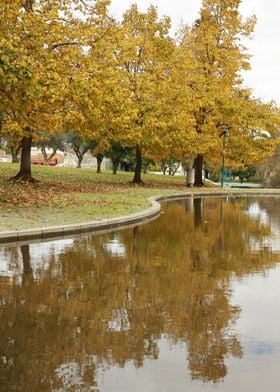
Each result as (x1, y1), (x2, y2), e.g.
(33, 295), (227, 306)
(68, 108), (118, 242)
(0, 163), (204, 231)
(1, 163), (275, 232)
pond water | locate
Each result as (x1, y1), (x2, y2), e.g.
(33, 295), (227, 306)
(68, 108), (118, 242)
(1, 196), (280, 391)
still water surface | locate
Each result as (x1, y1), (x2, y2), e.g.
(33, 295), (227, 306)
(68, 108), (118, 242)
(1, 196), (280, 391)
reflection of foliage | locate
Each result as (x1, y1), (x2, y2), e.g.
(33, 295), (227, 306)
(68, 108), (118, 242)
(0, 197), (279, 390)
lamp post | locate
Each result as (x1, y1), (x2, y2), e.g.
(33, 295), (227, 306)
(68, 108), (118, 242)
(219, 124), (229, 188)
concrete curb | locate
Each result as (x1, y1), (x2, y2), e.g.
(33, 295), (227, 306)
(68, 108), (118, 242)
(1, 190), (280, 245)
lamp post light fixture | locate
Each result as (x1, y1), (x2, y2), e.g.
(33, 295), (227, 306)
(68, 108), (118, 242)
(219, 124), (229, 188)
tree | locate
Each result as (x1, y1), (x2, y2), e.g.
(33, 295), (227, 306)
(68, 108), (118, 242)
(91, 150), (104, 173)
(178, 0), (256, 186)
(66, 132), (95, 168)
(0, 0), (112, 181)
(61, 2), (119, 175)
(115, 5), (176, 183)
(35, 133), (65, 165)
(0, 1), (65, 180)
(232, 166), (256, 183)
(160, 157), (182, 176)
(105, 141), (129, 175)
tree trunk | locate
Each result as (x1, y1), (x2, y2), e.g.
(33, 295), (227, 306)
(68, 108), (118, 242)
(11, 153), (19, 164)
(112, 158), (119, 175)
(73, 147), (84, 168)
(96, 153), (103, 173)
(10, 136), (34, 182)
(41, 147), (48, 165)
(143, 162), (148, 174)
(11, 144), (21, 163)
(76, 155), (83, 168)
(193, 154), (204, 187)
(161, 161), (167, 175)
(172, 163), (180, 176)
(47, 150), (57, 165)
(132, 145), (143, 184)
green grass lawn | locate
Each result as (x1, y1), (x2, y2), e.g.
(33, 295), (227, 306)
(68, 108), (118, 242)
(1, 163), (274, 232)
(0, 163), (191, 231)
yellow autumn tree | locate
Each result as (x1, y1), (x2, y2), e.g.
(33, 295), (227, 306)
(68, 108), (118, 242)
(219, 91), (280, 171)
(62, 10), (121, 168)
(0, 0), (112, 181)
(178, 0), (257, 185)
(114, 5), (176, 183)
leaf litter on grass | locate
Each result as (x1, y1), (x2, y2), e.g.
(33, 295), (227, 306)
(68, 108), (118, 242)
(0, 164), (196, 230)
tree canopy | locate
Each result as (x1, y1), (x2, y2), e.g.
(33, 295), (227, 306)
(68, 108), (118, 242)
(0, 0), (279, 183)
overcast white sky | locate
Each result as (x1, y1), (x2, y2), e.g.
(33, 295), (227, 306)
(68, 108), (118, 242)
(110, 0), (280, 104)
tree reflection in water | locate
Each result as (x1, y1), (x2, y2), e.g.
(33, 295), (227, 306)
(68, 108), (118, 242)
(0, 197), (279, 391)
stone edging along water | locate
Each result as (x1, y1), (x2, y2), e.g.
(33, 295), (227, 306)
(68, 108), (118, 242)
(1, 190), (280, 245)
